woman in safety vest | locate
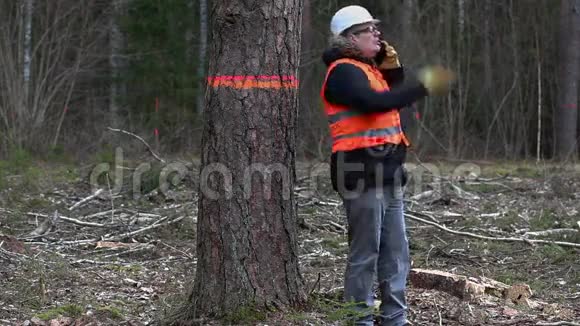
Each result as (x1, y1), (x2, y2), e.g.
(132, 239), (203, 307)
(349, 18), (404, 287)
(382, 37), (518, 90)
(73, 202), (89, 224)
(321, 5), (454, 326)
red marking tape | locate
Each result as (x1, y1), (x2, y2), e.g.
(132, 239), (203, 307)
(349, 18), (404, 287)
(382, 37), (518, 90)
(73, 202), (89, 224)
(208, 75), (299, 89)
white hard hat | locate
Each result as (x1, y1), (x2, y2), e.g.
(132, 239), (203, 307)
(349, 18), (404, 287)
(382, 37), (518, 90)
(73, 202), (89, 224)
(330, 5), (380, 36)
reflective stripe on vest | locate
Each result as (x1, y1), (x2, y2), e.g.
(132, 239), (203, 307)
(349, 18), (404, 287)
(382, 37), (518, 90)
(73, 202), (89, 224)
(333, 126), (402, 140)
(321, 58), (410, 153)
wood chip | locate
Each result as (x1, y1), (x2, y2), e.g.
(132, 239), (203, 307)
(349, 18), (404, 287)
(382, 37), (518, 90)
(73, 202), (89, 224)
(503, 307), (520, 317)
(504, 283), (533, 306)
(95, 241), (133, 249)
(123, 278), (142, 287)
(0, 235), (27, 254)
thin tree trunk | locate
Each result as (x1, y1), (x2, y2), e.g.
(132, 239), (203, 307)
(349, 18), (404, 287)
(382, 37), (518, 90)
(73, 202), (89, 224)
(297, 0), (316, 158)
(400, 0), (416, 57)
(555, 0), (580, 160)
(443, 0), (455, 158)
(109, 0), (125, 133)
(481, 0), (498, 155)
(456, 0), (466, 157)
(185, 0), (194, 64)
(536, 29), (543, 162)
(23, 0), (33, 112)
(196, 0), (207, 116)
(396, 0), (421, 145)
(458, 0), (465, 36)
(507, 0), (520, 158)
(484, 1), (519, 159)
(178, 0), (305, 321)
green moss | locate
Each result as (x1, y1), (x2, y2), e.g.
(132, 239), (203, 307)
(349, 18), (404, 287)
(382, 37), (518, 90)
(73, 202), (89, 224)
(480, 163), (544, 179)
(105, 264), (143, 274)
(481, 240), (513, 253)
(0, 171), (5, 190)
(20, 167), (42, 190)
(97, 305), (123, 319)
(321, 237), (346, 250)
(35, 304), (84, 320)
(286, 312), (309, 322)
(495, 210), (521, 231)
(47, 165), (80, 184)
(513, 166), (543, 178)
(309, 294), (372, 325)
(464, 183), (502, 194)
(537, 244), (576, 264)
(222, 304), (267, 324)
(529, 209), (557, 230)
(458, 216), (481, 228)
(301, 206), (317, 215)
(7, 148), (34, 172)
(23, 197), (52, 210)
(138, 164), (163, 194)
(46, 145), (74, 164)
(494, 272), (516, 285)
(93, 145), (116, 166)
(0, 148), (35, 190)
(527, 278), (549, 295)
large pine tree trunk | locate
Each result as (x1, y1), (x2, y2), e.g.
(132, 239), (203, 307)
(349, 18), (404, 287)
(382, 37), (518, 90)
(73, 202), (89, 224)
(186, 0), (305, 319)
(555, 0), (580, 160)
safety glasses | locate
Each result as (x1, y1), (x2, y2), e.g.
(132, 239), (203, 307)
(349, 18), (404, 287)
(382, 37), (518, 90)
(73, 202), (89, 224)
(352, 25), (380, 35)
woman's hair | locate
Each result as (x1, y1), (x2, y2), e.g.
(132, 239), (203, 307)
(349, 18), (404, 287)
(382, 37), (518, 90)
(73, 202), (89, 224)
(327, 34), (350, 47)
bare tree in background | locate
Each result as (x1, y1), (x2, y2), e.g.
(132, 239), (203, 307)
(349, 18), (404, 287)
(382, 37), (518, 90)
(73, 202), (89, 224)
(23, 0), (34, 109)
(555, 0), (580, 160)
(0, 1), (102, 153)
(297, 0), (330, 159)
(109, 0), (126, 135)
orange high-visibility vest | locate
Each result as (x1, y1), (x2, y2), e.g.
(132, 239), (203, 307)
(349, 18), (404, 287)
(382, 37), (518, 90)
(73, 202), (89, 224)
(321, 58), (410, 153)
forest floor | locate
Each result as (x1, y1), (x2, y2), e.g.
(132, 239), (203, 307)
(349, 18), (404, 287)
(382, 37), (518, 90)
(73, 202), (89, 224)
(0, 153), (579, 325)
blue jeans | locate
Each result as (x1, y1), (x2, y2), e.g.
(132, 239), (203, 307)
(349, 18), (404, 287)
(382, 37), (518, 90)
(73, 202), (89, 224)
(341, 186), (410, 326)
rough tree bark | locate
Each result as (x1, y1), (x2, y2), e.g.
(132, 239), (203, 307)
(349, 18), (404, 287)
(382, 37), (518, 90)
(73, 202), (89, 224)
(177, 0), (305, 321)
(555, 0), (580, 160)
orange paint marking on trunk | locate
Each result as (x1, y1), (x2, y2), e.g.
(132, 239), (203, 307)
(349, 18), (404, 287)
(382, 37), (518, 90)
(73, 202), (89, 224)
(208, 75), (299, 89)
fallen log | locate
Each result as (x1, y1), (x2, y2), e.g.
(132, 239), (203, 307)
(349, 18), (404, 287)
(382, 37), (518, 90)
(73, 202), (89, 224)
(409, 268), (486, 301)
(409, 268), (533, 305)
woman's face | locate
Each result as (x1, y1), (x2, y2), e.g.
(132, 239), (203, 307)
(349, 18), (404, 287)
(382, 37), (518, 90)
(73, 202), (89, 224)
(349, 23), (381, 58)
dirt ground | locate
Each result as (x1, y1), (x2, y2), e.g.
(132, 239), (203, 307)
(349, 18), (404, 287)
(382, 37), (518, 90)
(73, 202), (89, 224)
(0, 157), (579, 325)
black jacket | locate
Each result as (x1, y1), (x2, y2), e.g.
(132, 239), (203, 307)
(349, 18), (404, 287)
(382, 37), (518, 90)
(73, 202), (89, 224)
(322, 38), (427, 194)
